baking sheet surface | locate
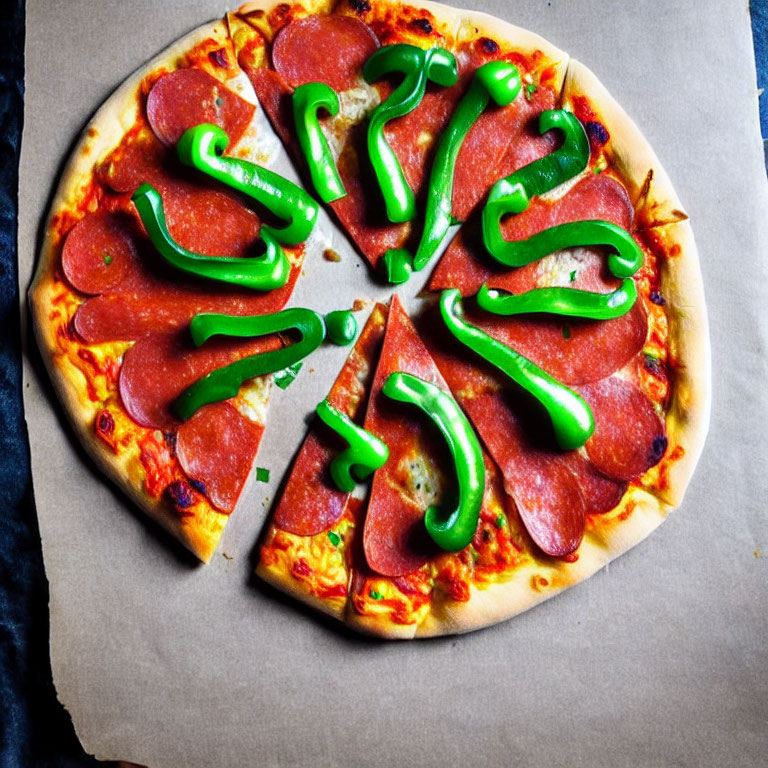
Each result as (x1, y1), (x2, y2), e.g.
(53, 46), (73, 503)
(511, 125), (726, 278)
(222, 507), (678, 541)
(19, 1), (768, 765)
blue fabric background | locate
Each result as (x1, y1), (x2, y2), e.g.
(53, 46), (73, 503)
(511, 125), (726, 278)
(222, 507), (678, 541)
(0, 3), (765, 764)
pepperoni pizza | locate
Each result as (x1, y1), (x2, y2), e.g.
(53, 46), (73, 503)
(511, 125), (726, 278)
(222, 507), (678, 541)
(30, 0), (709, 636)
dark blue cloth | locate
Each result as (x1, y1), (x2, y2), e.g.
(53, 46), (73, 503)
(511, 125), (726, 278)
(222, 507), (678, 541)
(751, 0), (768, 164)
(0, 3), (765, 765)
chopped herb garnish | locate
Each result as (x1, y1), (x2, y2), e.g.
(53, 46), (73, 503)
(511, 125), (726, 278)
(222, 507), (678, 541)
(569, 269), (577, 283)
(215, 96), (223, 106)
(369, 589), (383, 600)
(469, 546), (479, 563)
(524, 82), (537, 101)
(495, 514), (506, 528)
(102, 250), (112, 265)
(562, 325), (572, 340)
(256, 467), (270, 483)
(273, 361), (303, 390)
(328, 531), (341, 547)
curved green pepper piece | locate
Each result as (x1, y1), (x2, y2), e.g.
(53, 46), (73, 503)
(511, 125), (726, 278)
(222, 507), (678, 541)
(315, 399), (389, 493)
(482, 110), (590, 259)
(324, 310), (358, 345)
(382, 248), (413, 284)
(176, 123), (318, 246)
(409, 61), (521, 273)
(292, 83), (346, 203)
(132, 183), (290, 291)
(483, 219), (643, 278)
(439, 289), (594, 450)
(477, 278), (638, 320)
(173, 308), (326, 421)
(382, 371), (484, 553)
(364, 44), (458, 223)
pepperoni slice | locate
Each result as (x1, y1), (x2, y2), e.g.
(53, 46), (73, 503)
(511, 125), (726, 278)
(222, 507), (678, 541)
(458, 389), (586, 556)
(97, 133), (169, 194)
(451, 60), (559, 222)
(467, 300), (648, 386)
(160, 181), (261, 258)
(565, 452), (627, 514)
(61, 213), (138, 295)
(176, 401), (263, 513)
(72, 172), (301, 343)
(146, 68), (255, 147)
(118, 331), (278, 429)
(73, 264), (300, 343)
(271, 15), (379, 91)
(578, 377), (667, 481)
(362, 296), (450, 577)
(430, 174), (637, 296)
(273, 304), (388, 536)
(420, 309), (591, 555)
(247, 68), (296, 150)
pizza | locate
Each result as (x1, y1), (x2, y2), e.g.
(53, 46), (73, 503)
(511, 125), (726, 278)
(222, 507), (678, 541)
(29, 0), (709, 637)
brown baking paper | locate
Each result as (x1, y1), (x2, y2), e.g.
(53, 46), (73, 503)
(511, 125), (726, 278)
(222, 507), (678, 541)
(19, 0), (768, 765)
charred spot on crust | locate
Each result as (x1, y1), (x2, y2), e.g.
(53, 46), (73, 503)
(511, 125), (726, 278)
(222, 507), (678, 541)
(649, 289), (666, 306)
(410, 17), (433, 35)
(208, 48), (229, 68)
(163, 431), (178, 456)
(479, 37), (499, 54)
(585, 120), (610, 146)
(165, 480), (195, 510)
(188, 477), (207, 495)
(644, 354), (662, 376)
(348, 0), (371, 13)
(650, 435), (669, 464)
(95, 409), (115, 436)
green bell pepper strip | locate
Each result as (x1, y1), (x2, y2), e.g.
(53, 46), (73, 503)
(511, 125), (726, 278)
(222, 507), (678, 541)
(482, 110), (590, 259)
(409, 61), (522, 272)
(477, 278), (638, 320)
(315, 399), (389, 493)
(176, 123), (318, 246)
(172, 308), (326, 421)
(324, 310), (358, 346)
(382, 248), (413, 285)
(132, 183), (291, 291)
(292, 83), (346, 203)
(363, 44), (458, 224)
(482, 219), (644, 278)
(382, 371), (485, 553)
(439, 289), (595, 450)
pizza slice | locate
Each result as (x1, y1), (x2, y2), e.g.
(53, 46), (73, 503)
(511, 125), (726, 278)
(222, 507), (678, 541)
(229, 0), (569, 272)
(30, 20), (328, 562)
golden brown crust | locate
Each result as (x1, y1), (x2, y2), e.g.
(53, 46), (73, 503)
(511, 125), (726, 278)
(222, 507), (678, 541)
(642, 221), (711, 506)
(344, 608), (419, 639)
(417, 489), (668, 637)
(256, 549), (347, 620)
(29, 20), (265, 563)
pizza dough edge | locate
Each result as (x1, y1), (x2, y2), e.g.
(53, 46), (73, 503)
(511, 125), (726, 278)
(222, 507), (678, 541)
(27, 19), (248, 564)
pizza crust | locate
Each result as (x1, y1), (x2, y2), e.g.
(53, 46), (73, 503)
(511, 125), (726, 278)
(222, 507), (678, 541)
(418, 488), (669, 637)
(643, 220), (711, 507)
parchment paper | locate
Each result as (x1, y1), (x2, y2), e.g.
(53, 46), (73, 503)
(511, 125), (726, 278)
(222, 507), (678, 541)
(19, 1), (768, 765)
